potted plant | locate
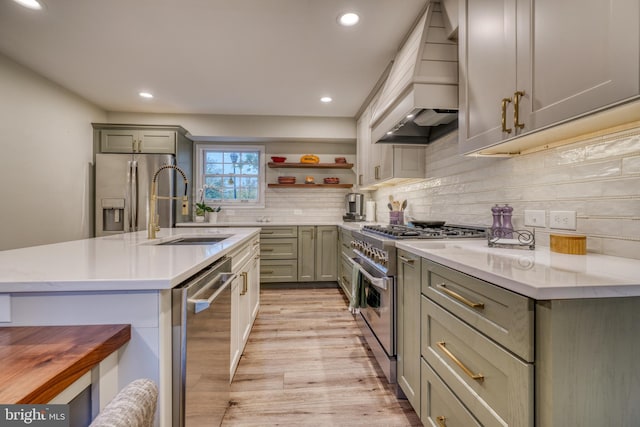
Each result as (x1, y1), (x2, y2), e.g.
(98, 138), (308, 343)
(194, 187), (221, 223)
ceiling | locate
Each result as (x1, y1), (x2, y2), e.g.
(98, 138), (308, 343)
(0, 0), (428, 118)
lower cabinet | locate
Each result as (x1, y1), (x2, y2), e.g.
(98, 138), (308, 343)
(298, 225), (338, 281)
(396, 249), (422, 413)
(419, 258), (534, 426)
(230, 236), (260, 379)
(260, 226), (298, 283)
(337, 228), (354, 299)
(260, 225), (337, 283)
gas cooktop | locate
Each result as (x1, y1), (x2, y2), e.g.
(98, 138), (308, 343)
(361, 224), (487, 240)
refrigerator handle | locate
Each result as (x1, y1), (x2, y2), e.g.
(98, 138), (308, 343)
(131, 160), (138, 231)
(126, 161), (133, 232)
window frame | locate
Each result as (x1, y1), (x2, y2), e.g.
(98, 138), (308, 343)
(194, 144), (266, 209)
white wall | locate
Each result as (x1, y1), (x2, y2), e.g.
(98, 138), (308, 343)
(370, 126), (640, 259)
(0, 53), (106, 250)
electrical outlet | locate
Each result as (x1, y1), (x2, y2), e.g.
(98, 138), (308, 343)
(524, 210), (546, 227)
(550, 210), (577, 230)
(293, 209), (302, 215)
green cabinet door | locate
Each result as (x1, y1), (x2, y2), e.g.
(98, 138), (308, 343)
(297, 226), (315, 281)
(315, 226), (337, 281)
(397, 249), (421, 414)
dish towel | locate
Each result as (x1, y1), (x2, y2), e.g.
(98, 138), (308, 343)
(349, 264), (367, 314)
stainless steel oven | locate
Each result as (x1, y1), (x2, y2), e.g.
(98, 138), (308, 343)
(350, 257), (395, 381)
(349, 223), (486, 390)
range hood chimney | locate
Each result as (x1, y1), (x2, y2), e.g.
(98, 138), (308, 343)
(371, 1), (458, 144)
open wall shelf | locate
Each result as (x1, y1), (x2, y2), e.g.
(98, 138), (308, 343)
(268, 162), (354, 169)
(268, 183), (353, 188)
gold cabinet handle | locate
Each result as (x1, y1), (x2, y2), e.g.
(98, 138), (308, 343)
(262, 270), (273, 274)
(436, 283), (484, 309)
(359, 174), (363, 185)
(240, 271), (248, 295)
(501, 98), (512, 134)
(261, 248), (274, 252)
(513, 90), (525, 130)
(436, 341), (484, 382)
(374, 165), (380, 180)
(398, 255), (415, 264)
(436, 416), (447, 427)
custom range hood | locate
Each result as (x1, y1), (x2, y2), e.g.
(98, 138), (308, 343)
(371, 1), (458, 144)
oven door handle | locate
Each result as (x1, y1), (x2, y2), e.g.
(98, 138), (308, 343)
(349, 258), (390, 290)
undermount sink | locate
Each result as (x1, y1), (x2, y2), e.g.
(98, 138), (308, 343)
(157, 236), (231, 245)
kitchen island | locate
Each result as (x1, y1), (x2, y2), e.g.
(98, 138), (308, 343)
(0, 227), (260, 427)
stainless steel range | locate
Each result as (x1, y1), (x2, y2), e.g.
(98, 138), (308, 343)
(349, 224), (486, 388)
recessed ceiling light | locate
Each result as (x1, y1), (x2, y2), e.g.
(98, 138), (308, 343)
(338, 12), (360, 27)
(139, 92), (154, 99)
(12, 0), (43, 10)
(320, 96), (333, 103)
(406, 114), (415, 119)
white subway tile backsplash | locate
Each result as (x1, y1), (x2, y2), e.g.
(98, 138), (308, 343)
(569, 160), (621, 180)
(372, 126), (640, 260)
(586, 134), (640, 159)
(622, 155), (640, 174)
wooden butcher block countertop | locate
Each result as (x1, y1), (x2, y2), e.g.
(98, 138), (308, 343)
(0, 324), (131, 403)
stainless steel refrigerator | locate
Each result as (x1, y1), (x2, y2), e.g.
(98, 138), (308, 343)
(95, 153), (177, 237)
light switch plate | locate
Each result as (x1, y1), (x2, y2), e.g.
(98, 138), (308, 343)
(524, 210), (546, 227)
(550, 210), (577, 230)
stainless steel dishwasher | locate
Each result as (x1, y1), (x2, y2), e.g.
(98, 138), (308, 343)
(172, 256), (235, 427)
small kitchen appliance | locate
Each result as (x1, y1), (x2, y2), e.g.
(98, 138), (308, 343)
(343, 193), (365, 222)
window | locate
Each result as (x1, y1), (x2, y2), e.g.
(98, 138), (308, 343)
(195, 145), (265, 208)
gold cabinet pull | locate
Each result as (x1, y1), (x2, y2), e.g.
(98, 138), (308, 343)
(262, 270), (274, 274)
(436, 283), (484, 309)
(398, 255), (415, 264)
(359, 174), (363, 185)
(437, 341), (484, 382)
(374, 165), (380, 180)
(513, 90), (525, 130)
(436, 416), (447, 427)
(240, 271), (248, 295)
(501, 98), (512, 134)
(261, 248), (274, 252)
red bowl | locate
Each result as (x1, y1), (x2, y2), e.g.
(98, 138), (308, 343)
(271, 156), (287, 163)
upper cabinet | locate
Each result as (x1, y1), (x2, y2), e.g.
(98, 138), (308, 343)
(459, 0), (640, 156)
(96, 126), (178, 154)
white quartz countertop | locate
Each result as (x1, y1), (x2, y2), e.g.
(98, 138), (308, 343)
(395, 239), (640, 300)
(0, 227), (260, 293)
(177, 221), (374, 230)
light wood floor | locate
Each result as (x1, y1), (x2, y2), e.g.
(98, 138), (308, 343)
(222, 286), (422, 426)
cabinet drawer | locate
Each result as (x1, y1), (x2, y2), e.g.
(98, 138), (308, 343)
(339, 253), (353, 300)
(422, 297), (533, 427)
(260, 239), (297, 259)
(421, 359), (482, 427)
(422, 258), (534, 362)
(230, 236), (260, 271)
(260, 259), (298, 282)
(260, 226), (298, 238)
